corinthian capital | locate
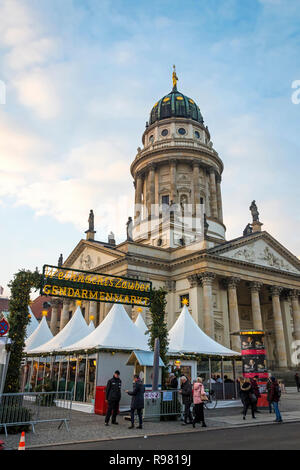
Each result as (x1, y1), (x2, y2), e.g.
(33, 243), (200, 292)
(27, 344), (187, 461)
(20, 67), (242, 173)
(188, 274), (201, 288)
(227, 277), (241, 289)
(200, 272), (216, 285)
(288, 289), (300, 300)
(270, 286), (283, 297)
(249, 282), (263, 292)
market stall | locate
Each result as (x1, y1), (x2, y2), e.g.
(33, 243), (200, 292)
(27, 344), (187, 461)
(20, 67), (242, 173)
(167, 305), (241, 399)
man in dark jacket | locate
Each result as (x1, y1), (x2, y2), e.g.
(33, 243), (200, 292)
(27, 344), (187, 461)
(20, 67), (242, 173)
(126, 375), (145, 429)
(105, 370), (122, 426)
(269, 376), (282, 423)
(169, 373), (178, 389)
(295, 373), (300, 392)
(179, 376), (193, 425)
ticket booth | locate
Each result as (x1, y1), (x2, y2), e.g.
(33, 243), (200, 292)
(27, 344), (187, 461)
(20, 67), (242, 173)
(126, 350), (165, 390)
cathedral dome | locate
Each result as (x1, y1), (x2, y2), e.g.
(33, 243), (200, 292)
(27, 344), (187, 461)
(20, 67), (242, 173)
(149, 86), (204, 126)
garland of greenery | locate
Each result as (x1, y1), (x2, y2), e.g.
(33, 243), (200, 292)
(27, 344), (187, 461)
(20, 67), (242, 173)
(147, 287), (169, 386)
(5, 269), (41, 393)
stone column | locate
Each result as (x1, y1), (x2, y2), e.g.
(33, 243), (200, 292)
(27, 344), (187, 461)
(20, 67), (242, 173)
(227, 277), (241, 352)
(60, 299), (71, 331)
(192, 161), (200, 217)
(209, 169), (218, 219)
(170, 159), (177, 204)
(134, 174), (143, 222)
(165, 280), (176, 329)
(289, 290), (300, 341)
(50, 299), (61, 335)
(216, 175), (223, 222)
(200, 272), (216, 338)
(187, 274), (201, 325)
(270, 286), (288, 368)
(249, 282), (263, 331)
(89, 301), (98, 325)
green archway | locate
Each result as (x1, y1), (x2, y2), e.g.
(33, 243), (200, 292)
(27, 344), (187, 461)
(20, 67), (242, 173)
(5, 269), (41, 393)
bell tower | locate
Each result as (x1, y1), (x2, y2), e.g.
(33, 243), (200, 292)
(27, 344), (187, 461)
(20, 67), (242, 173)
(130, 69), (226, 249)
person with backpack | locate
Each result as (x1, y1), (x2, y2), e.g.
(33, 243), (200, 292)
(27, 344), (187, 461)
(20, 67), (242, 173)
(269, 376), (283, 423)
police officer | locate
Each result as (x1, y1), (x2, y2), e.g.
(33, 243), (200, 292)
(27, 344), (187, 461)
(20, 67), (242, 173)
(105, 370), (122, 426)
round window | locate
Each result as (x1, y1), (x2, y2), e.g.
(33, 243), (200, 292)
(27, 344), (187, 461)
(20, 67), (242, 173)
(178, 128), (186, 135)
(161, 129), (168, 137)
(194, 131), (200, 139)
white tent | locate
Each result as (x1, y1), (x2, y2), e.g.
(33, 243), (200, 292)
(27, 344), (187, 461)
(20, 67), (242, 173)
(25, 306), (39, 339)
(168, 305), (240, 356)
(64, 303), (150, 352)
(88, 320), (95, 332)
(25, 316), (53, 353)
(29, 306), (90, 354)
(134, 313), (148, 335)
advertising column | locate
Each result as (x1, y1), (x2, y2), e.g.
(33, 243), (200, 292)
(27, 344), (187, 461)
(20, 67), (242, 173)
(240, 330), (269, 407)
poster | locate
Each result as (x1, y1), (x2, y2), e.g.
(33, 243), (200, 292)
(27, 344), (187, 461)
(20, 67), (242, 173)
(240, 331), (268, 379)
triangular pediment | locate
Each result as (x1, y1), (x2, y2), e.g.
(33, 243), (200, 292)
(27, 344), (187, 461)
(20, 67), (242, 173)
(64, 239), (125, 271)
(209, 232), (300, 275)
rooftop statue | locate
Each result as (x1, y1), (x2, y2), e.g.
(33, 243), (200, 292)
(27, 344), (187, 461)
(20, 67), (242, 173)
(88, 209), (94, 232)
(172, 65), (178, 90)
(250, 200), (259, 222)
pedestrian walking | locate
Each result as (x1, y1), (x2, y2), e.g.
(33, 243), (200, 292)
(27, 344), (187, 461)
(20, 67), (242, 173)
(179, 376), (193, 425)
(192, 377), (207, 428)
(240, 377), (256, 420)
(169, 373), (178, 389)
(250, 375), (261, 413)
(269, 376), (283, 423)
(126, 374), (145, 430)
(266, 376), (273, 414)
(105, 370), (122, 426)
(295, 373), (300, 392)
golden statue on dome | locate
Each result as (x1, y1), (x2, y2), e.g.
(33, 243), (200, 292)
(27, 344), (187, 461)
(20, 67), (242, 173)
(172, 65), (178, 90)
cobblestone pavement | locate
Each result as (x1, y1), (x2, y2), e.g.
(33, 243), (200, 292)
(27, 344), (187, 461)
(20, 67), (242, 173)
(2, 388), (300, 450)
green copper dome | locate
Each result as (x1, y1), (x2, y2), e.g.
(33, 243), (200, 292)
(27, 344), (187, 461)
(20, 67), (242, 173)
(149, 88), (204, 126)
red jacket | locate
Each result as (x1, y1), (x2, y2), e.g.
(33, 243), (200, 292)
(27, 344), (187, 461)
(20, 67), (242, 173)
(250, 379), (261, 398)
(269, 381), (281, 403)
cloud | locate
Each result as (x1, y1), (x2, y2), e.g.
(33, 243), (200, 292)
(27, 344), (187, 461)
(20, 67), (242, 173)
(13, 68), (62, 119)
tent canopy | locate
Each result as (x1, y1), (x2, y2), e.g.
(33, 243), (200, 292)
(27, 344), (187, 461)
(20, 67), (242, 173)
(126, 350), (164, 367)
(64, 304), (150, 352)
(25, 316), (53, 353)
(88, 320), (95, 332)
(26, 306), (39, 339)
(29, 306), (90, 354)
(168, 305), (240, 357)
(134, 314), (148, 335)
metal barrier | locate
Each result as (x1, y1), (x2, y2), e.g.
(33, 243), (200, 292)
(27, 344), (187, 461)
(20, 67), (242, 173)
(143, 390), (182, 420)
(0, 391), (72, 437)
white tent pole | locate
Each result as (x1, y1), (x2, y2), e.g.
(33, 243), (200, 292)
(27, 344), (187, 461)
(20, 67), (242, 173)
(84, 354), (88, 403)
(65, 356), (70, 396)
(221, 357), (225, 400)
(73, 357), (79, 401)
(35, 358), (40, 389)
(28, 360), (34, 392)
(56, 360), (62, 393)
(208, 357), (212, 395)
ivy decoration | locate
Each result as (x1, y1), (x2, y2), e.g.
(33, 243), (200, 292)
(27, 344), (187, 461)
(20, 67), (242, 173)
(5, 269), (42, 393)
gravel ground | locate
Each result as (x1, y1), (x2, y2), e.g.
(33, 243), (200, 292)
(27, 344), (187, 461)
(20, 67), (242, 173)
(2, 388), (300, 450)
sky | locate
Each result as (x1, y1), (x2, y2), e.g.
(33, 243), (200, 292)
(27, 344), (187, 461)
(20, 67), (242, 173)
(0, 0), (299, 296)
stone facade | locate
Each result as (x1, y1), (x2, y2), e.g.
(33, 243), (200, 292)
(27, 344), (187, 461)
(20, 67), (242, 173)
(54, 81), (300, 372)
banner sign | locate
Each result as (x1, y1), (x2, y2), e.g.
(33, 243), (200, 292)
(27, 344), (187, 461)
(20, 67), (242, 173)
(145, 392), (160, 400)
(240, 330), (268, 379)
(41, 265), (152, 307)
